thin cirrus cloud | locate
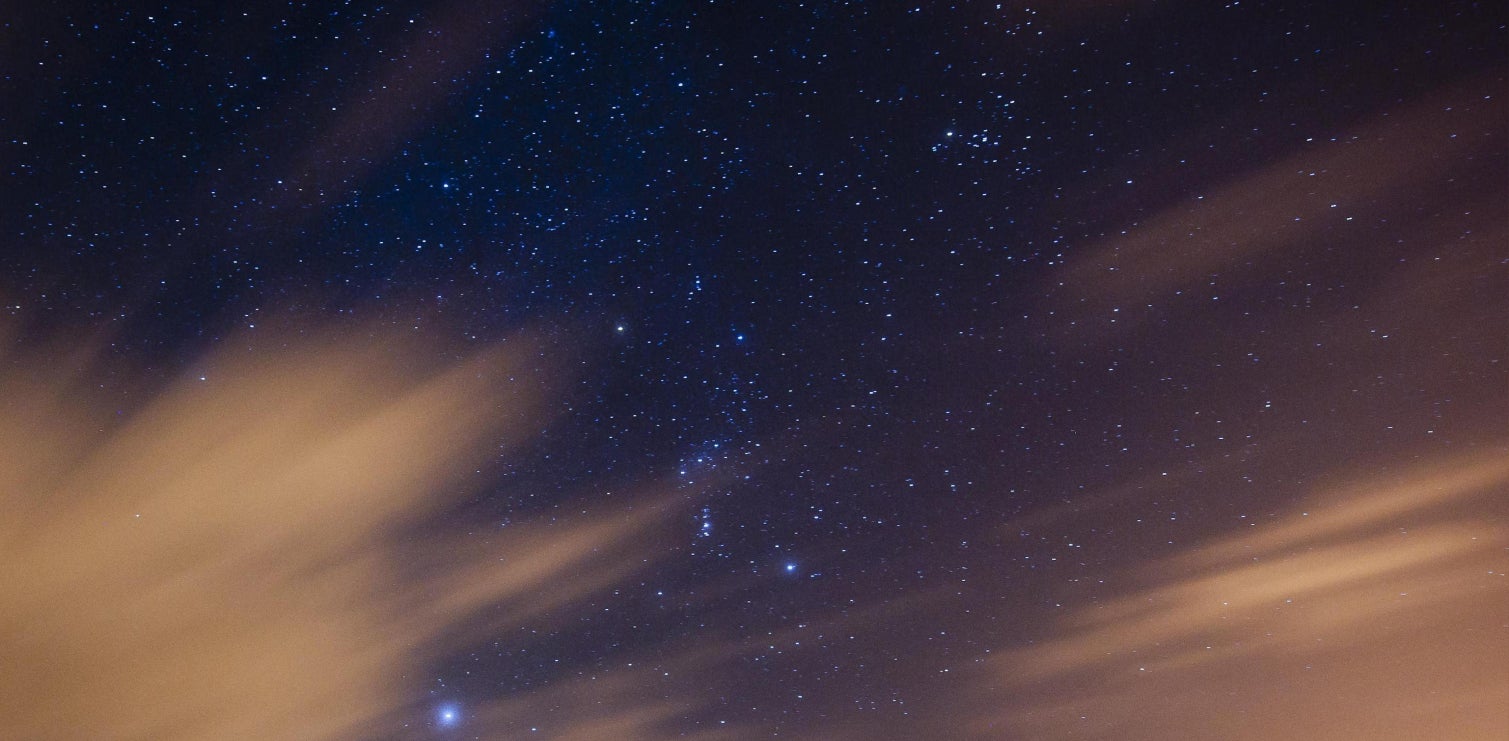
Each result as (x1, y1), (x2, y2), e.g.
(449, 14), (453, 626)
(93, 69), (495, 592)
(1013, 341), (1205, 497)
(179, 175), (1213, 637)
(1043, 75), (1505, 349)
(970, 448), (1509, 740)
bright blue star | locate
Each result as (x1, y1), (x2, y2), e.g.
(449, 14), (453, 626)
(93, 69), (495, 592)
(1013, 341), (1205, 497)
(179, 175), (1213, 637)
(437, 703), (461, 727)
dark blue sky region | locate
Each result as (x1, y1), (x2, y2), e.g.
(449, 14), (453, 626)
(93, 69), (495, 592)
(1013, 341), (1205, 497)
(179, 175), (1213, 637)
(2, 1), (1505, 739)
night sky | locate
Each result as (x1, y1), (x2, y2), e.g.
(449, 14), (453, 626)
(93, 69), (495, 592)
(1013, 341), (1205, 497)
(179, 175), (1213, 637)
(2, 1), (1506, 739)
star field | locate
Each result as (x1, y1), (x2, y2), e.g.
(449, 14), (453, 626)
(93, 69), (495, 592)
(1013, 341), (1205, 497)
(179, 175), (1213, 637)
(2, 1), (1505, 739)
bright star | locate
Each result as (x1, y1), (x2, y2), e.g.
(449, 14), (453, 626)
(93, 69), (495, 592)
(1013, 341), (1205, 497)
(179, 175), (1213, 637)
(437, 703), (460, 727)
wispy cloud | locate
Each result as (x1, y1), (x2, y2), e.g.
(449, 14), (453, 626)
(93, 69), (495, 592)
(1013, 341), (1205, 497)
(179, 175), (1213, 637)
(972, 449), (1509, 740)
(0, 322), (682, 740)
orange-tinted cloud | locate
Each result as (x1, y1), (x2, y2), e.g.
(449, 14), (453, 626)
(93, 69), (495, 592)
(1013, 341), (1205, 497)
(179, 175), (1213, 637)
(0, 321), (680, 740)
(971, 448), (1509, 740)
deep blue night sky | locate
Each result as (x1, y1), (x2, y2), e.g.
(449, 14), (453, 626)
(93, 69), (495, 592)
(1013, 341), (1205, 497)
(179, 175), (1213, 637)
(2, 1), (1506, 739)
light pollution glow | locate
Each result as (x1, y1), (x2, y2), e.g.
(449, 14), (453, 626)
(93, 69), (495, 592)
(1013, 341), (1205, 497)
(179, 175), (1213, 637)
(0, 322), (691, 740)
(3, 318), (1502, 740)
(968, 451), (1509, 740)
